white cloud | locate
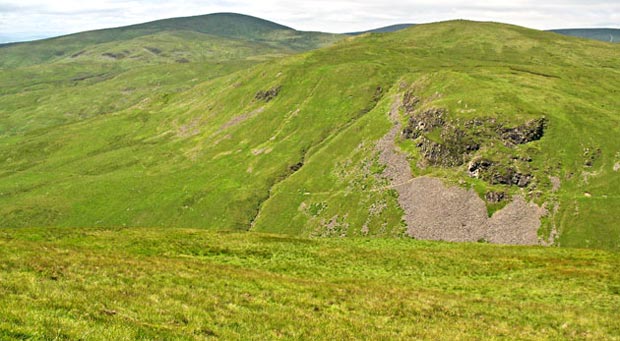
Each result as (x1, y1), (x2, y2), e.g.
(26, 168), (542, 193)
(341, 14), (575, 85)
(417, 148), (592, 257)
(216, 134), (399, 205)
(0, 0), (618, 43)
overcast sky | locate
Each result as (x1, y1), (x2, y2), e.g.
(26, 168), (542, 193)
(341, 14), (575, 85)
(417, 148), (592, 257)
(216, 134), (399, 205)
(1, 0), (618, 43)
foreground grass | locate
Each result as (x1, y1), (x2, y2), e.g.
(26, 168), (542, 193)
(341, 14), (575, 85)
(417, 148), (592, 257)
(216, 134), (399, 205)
(0, 227), (618, 339)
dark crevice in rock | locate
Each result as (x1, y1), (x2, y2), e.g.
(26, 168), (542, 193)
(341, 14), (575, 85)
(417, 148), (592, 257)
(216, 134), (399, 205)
(468, 158), (494, 178)
(289, 162), (304, 172)
(499, 117), (547, 145)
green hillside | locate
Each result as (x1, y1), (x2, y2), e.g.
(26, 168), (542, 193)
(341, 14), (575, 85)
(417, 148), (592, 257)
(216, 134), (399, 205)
(1, 227), (618, 339)
(1, 20), (619, 250)
(0, 14), (342, 135)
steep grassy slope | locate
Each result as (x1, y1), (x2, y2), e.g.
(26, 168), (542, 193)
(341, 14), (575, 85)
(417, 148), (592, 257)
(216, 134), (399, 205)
(253, 23), (620, 249)
(0, 14), (342, 136)
(0, 227), (618, 339)
(0, 33), (277, 135)
(1, 21), (619, 249)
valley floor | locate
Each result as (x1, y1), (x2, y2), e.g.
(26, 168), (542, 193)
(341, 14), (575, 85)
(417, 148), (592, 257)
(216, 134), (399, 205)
(0, 227), (618, 339)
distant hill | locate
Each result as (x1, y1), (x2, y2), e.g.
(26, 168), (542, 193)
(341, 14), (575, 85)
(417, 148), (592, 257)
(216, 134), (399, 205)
(347, 24), (415, 35)
(550, 28), (620, 43)
(345, 23), (620, 44)
(0, 13), (342, 68)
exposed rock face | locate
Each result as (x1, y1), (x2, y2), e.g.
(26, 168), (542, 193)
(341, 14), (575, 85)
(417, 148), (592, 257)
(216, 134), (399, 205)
(400, 91), (548, 189)
(467, 159), (531, 188)
(402, 108), (445, 139)
(255, 86), (281, 102)
(488, 167), (532, 188)
(500, 117), (547, 145)
(376, 96), (547, 245)
(404, 108), (479, 167)
(416, 131), (478, 167)
(468, 158), (493, 178)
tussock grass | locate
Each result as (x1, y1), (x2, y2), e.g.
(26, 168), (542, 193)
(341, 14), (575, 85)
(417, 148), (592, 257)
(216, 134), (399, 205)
(1, 227), (618, 339)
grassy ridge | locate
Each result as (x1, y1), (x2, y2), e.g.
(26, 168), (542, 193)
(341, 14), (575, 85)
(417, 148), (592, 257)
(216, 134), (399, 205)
(0, 227), (618, 339)
(348, 25), (620, 44)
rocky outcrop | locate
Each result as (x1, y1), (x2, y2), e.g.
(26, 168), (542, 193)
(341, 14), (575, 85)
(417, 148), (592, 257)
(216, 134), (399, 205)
(416, 129), (479, 167)
(376, 96), (548, 245)
(488, 167), (532, 188)
(255, 86), (281, 102)
(400, 93), (546, 189)
(402, 108), (445, 139)
(499, 117), (547, 145)
(404, 108), (479, 167)
(467, 159), (531, 187)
